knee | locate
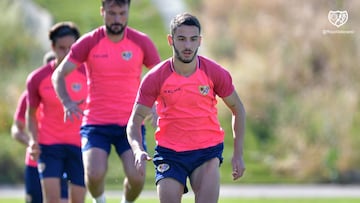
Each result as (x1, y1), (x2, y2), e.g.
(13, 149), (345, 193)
(86, 168), (106, 183)
(127, 173), (145, 186)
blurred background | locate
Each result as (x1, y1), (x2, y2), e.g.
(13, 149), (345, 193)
(0, 0), (359, 189)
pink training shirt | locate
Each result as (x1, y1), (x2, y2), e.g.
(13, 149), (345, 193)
(13, 91), (37, 167)
(136, 56), (235, 152)
(26, 61), (87, 146)
(68, 26), (160, 126)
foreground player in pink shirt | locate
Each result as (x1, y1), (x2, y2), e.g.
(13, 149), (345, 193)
(26, 22), (87, 203)
(51, 1), (160, 203)
(127, 13), (246, 203)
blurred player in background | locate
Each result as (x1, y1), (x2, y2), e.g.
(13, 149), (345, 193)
(26, 22), (87, 203)
(10, 51), (68, 203)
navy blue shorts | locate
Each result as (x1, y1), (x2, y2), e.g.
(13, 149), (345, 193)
(25, 165), (42, 203)
(25, 166), (68, 203)
(153, 143), (224, 193)
(38, 144), (85, 187)
(80, 124), (146, 155)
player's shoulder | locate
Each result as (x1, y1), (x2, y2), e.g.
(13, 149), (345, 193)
(126, 26), (148, 37)
(142, 59), (171, 82)
(126, 26), (153, 43)
(27, 63), (53, 81)
(199, 55), (229, 72)
(78, 26), (106, 43)
(198, 55), (222, 67)
(147, 59), (171, 74)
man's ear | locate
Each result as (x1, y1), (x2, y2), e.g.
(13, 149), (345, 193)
(167, 34), (173, 46)
(100, 6), (104, 17)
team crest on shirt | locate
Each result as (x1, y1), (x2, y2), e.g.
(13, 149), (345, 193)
(71, 83), (82, 92)
(122, 51), (133, 61)
(157, 163), (170, 173)
(198, 85), (210, 96)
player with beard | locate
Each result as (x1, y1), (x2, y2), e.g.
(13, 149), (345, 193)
(51, 0), (160, 203)
(127, 13), (246, 203)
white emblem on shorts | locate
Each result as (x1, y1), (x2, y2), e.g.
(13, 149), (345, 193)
(38, 162), (46, 173)
(157, 163), (170, 173)
(81, 137), (88, 149)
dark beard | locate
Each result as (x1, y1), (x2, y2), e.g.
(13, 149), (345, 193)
(106, 23), (126, 35)
(174, 46), (198, 64)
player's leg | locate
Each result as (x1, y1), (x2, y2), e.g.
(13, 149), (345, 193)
(65, 145), (86, 203)
(25, 165), (43, 203)
(80, 124), (111, 202)
(82, 147), (108, 198)
(190, 157), (220, 203)
(41, 177), (61, 203)
(120, 149), (146, 202)
(116, 125), (147, 202)
(68, 183), (87, 203)
(157, 178), (184, 203)
(153, 146), (189, 203)
(38, 144), (63, 203)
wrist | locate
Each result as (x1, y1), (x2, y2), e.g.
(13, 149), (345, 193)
(29, 139), (38, 146)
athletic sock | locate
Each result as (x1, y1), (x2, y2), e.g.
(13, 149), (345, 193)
(120, 195), (133, 203)
(93, 193), (106, 203)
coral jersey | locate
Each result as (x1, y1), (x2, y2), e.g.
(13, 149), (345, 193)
(26, 61), (87, 146)
(136, 56), (235, 152)
(13, 91), (37, 167)
(68, 26), (160, 126)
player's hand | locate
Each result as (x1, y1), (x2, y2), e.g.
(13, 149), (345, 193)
(231, 155), (245, 180)
(63, 99), (84, 122)
(28, 140), (40, 161)
(133, 150), (152, 176)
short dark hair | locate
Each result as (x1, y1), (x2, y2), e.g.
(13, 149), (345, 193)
(170, 13), (201, 36)
(101, 0), (131, 7)
(42, 51), (55, 64)
(48, 21), (80, 45)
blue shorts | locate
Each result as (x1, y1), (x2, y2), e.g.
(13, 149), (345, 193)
(153, 143), (224, 193)
(80, 124), (146, 155)
(25, 165), (42, 203)
(38, 144), (85, 187)
(25, 166), (68, 203)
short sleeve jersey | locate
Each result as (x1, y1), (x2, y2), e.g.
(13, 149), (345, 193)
(13, 91), (37, 167)
(68, 26), (160, 126)
(26, 61), (87, 146)
(136, 56), (235, 152)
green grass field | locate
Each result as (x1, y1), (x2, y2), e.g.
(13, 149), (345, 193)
(1, 197), (360, 203)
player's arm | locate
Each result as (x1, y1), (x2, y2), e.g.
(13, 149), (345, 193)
(26, 106), (40, 160)
(10, 119), (29, 146)
(127, 103), (153, 176)
(222, 90), (246, 180)
(51, 57), (82, 122)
